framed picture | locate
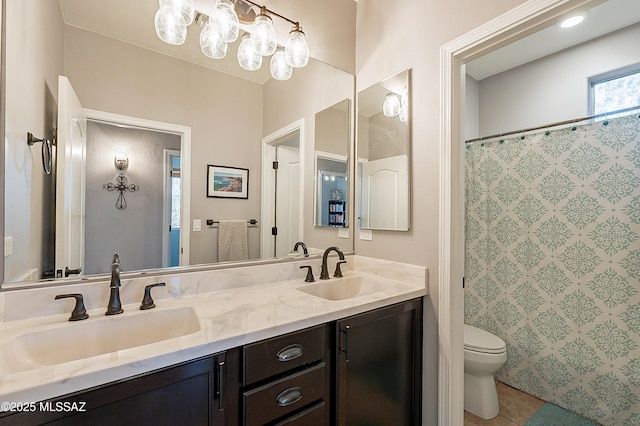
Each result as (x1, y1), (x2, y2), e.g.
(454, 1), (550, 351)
(207, 165), (249, 199)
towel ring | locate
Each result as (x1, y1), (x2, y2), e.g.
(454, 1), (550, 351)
(27, 132), (55, 175)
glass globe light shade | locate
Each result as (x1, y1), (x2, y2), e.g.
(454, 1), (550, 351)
(238, 34), (262, 71)
(155, 6), (187, 45)
(285, 26), (309, 68)
(270, 50), (292, 81)
(399, 92), (409, 122)
(251, 11), (277, 56)
(211, 0), (239, 43)
(200, 22), (227, 59)
(159, 0), (195, 26)
(383, 93), (401, 117)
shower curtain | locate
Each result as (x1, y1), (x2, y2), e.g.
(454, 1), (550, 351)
(464, 113), (640, 425)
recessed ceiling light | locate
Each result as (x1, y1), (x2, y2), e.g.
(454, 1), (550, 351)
(560, 14), (585, 29)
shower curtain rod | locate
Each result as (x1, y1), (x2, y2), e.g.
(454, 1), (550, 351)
(465, 105), (640, 144)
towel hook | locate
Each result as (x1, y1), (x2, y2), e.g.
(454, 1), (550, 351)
(27, 132), (55, 175)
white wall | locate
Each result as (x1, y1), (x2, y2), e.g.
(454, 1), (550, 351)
(4, 0), (64, 281)
(354, 0), (528, 423)
(478, 23), (640, 136)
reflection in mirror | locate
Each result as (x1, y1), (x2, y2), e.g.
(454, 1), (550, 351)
(3, 0), (354, 287)
(314, 99), (350, 228)
(357, 69), (411, 231)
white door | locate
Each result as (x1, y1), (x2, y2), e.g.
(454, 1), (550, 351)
(275, 145), (300, 257)
(360, 154), (409, 230)
(55, 76), (87, 277)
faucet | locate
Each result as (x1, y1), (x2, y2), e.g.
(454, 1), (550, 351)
(105, 252), (124, 315)
(293, 241), (308, 257)
(320, 246), (345, 280)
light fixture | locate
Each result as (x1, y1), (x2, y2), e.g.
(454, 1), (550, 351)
(560, 12), (587, 28)
(251, 7), (277, 56)
(270, 49), (292, 80)
(114, 152), (129, 171)
(200, 20), (228, 59)
(159, 0), (195, 25)
(238, 33), (262, 71)
(399, 90), (409, 123)
(210, 0), (239, 43)
(153, 0), (308, 80)
(383, 93), (401, 117)
(285, 24), (309, 68)
(154, 6), (188, 45)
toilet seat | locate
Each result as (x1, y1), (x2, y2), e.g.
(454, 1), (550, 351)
(464, 324), (506, 354)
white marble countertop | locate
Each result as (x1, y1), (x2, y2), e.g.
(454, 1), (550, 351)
(0, 256), (427, 406)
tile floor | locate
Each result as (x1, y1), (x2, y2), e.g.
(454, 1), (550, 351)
(464, 381), (546, 426)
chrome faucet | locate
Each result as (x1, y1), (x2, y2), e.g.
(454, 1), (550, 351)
(105, 252), (124, 315)
(293, 241), (308, 257)
(320, 246), (345, 280)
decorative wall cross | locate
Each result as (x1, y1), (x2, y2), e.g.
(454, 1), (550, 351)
(103, 173), (139, 209)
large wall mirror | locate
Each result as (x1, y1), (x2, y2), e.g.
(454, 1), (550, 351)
(2, 0), (354, 287)
(357, 69), (411, 231)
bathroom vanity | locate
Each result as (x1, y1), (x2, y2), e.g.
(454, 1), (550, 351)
(0, 256), (426, 425)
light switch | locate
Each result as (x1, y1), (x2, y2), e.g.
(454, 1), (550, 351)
(4, 236), (13, 257)
(338, 229), (350, 239)
(359, 230), (373, 241)
(193, 219), (201, 232)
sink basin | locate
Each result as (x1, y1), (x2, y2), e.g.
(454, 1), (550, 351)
(297, 275), (390, 301)
(3, 306), (201, 372)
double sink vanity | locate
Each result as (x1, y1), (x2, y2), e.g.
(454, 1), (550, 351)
(0, 254), (427, 425)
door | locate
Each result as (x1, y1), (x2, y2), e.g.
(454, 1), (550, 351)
(359, 154), (409, 230)
(55, 76), (86, 278)
(274, 144), (300, 258)
(336, 298), (423, 426)
(163, 150), (181, 267)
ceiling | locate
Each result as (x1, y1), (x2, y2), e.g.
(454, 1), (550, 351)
(466, 0), (640, 80)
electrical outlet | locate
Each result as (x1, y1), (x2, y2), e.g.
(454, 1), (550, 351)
(4, 236), (13, 257)
(193, 219), (201, 232)
(338, 229), (350, 239)
(359, 230), (373, 241)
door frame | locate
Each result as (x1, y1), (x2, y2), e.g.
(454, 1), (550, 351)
(163, 149), (181, 267)
(85, 109), (192, 266)
(260, 119), (305, 259)
(438, 0), (602, 423)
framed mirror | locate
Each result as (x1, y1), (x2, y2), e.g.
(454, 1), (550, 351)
(2, 0), (354, 287)
(357, 69), (411, 231)
(314, 99), (351, 228)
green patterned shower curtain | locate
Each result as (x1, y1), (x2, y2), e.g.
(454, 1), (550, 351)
(464, 114), (640, 425)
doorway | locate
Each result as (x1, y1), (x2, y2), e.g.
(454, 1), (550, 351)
(261, 120), (305, 259)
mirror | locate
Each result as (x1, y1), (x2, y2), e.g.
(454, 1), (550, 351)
(3, 0), (354, 286)
(314, 99), (350, 228)
(357, 69), (411, 231)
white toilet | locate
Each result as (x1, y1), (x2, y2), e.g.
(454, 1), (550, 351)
(464, 324), (507, 419)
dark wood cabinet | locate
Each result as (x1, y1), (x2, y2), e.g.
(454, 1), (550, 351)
(240, 324), (330, 426)
(334, 298), (423, 426)
(0, 351), (238, 426)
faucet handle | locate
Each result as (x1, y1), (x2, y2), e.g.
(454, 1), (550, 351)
(140, 282), (166, 310)
(334, 260), (347, 278)
(299, 266), (315, 282)
(55, 294), (90, 321)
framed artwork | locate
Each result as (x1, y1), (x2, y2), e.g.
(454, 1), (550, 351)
(207, 165), (249, 199)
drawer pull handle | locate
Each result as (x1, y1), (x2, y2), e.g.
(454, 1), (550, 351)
(276, 344), (303, 361)
(276, 387), (302, 406)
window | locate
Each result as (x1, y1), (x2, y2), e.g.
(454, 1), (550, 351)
(589, 64), (640, 117)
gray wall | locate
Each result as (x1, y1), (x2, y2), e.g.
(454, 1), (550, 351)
(84, 121), (180, 274)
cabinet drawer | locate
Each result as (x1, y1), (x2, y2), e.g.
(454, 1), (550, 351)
(243, 324), (326, 385)
(243, 362), (325, 426)
(273, 401), (325, 425)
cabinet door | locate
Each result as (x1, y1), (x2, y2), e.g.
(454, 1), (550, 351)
(1, 353), (235, 426)
(335, 298), (423, 426)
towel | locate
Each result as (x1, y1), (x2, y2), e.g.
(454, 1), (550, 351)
(218, 220), (248, 262)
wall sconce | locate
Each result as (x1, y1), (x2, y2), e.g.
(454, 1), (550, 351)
(104, 152), (138, 209)
(114, 151), (129, 171)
